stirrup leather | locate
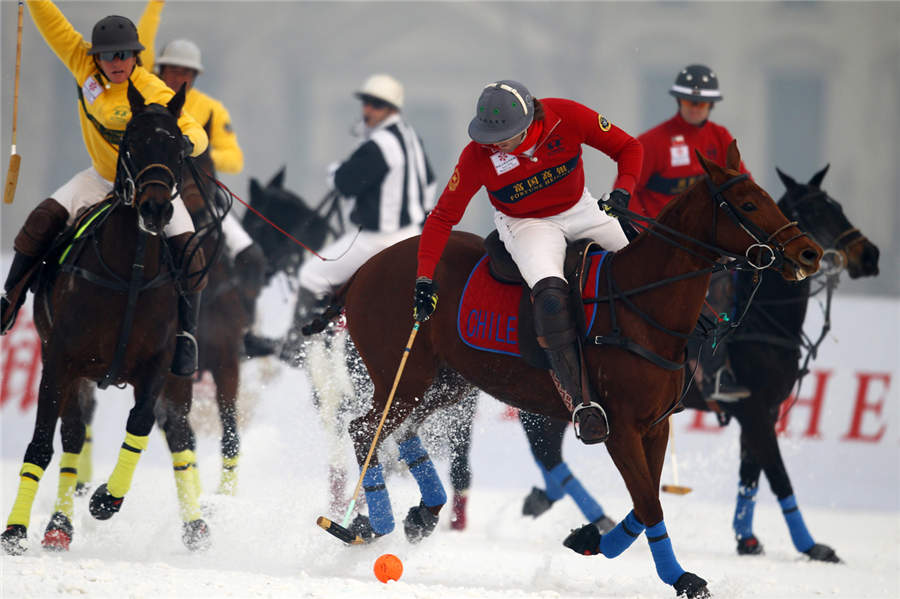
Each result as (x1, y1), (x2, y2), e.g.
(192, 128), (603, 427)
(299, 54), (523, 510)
(572, 401), (610, 445)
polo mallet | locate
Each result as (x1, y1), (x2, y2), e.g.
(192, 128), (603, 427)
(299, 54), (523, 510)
(317, 321), (420, 544)
(3, 1), (24, 204)
(661, 420), (692, 495)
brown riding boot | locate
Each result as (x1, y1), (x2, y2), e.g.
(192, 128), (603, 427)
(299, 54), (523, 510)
(1, 199), (69, 333)
(167, 232), (207, 376)
(531, 276), (609, 444)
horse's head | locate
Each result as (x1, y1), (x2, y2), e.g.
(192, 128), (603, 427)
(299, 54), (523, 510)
(696, 140), (822, 281)
(776, 166), (879, 279)
(116, 81), (187, 235)
(246, 168), (329, 277)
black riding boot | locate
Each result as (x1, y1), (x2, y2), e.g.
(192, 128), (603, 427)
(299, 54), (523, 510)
(2, 198), (69, 334)
(1, 251), (38, 334)
(532, 277), (609, 444)
(171, 292), (202, 376)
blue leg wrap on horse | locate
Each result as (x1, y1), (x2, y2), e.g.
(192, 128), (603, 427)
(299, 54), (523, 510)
(398, 436), (447, 508)
(778, 494), (815, 552)
(539, 463), (565, 502)
(363, 465), (394, 534)
(549, 462), (604, 521)
(646, 520), (686, 585)
(733, 483), (759, 540)
(599, 510), (645, 558)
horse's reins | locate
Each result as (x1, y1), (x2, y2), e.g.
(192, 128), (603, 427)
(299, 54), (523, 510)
(592, 173), (811, 426)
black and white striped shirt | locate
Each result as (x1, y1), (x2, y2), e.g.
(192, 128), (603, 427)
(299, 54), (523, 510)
(334, 114), (436, 232)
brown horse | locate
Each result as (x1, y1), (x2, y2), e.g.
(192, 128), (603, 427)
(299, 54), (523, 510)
(332, 141), (822, 598)
(1, 83), (210, 554)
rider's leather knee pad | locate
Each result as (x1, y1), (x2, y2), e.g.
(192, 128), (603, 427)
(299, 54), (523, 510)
(531, 276), (577, 349)
(14, 198), (69, 256)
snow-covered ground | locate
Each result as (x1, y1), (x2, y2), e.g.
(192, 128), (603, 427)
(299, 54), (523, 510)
(2, 353), (898, 599)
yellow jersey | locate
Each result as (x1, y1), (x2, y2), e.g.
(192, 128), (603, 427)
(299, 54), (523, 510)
(26, 0), (208, 182)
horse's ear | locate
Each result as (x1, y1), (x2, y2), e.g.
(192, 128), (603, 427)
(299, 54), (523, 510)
(250, 177), (264, 202)
(127, 80), (146, 115)
(725, 139), (741, 171)
(776, 167), (797, 190)
(808, 164), (830, 189)
(268, 167), (286, 189)
(167, 83), (187, 118)
(695, 148), (723, 180)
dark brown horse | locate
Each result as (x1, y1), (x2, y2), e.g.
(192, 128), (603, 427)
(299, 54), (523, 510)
(332, 141), (822, 598)
(156, 139), (250, 496)
(1, 84), (210, 554)
(682, 165), (880, 562)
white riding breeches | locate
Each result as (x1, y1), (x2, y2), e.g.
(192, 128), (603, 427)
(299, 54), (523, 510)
(494, 187), (628, 289)
(298, 223), (421, 299)
(51, 166), (194, 236)
(221, 211), (254, 258)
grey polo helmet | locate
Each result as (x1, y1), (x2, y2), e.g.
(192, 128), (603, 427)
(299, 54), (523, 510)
(468, 80), (535, 144)
(87, 15), (145, 55)
(669, 64), (723, 103)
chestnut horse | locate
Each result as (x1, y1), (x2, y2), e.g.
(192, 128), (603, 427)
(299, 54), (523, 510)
(333, 142), (822, 598)
(1, 84), (210, 554)
(682, 165), (879, 562)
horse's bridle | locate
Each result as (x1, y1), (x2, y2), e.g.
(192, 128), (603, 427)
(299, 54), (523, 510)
(780, 188), (863, 276)
(114, 111), (184, 233)
(707, 174), (810, 272)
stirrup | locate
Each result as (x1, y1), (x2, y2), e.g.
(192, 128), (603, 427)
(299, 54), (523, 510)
(709, 367), (751, 402)
(572, 401), (610, 445)
(172, 331), (199, 376)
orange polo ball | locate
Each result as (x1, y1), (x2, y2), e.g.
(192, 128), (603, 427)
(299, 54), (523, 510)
(373, 553), (403, 583)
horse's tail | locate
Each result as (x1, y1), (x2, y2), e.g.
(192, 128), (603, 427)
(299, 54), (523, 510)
(299, 273), (356, 336)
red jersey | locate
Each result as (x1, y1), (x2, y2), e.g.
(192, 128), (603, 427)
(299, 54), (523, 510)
(633, 113), (750, 219)
(417, 98), (642, 279)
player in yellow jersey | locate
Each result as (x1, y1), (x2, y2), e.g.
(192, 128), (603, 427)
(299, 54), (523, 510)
(0, 1), (209, 376)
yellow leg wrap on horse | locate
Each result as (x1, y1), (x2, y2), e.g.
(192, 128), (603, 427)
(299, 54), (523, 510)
(54, 453), (80, 519)
(78, 426), (93, 485)
(192, 461), (203, 497)
(218, 455), (239, 495)
(7, 463), (45, 527)
(172, 450), (202, 522)
(107, 433), (149, 498)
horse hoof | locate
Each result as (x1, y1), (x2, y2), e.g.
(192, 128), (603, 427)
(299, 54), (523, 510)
(736, 535), (764, 555)
(522, 487), (554, 518)
(804, 543), (841, 563)
(74, 482), (91, 497)
(592, 515), (617, 535)
(89, 483), (124, 520)
(449, 493), (467, 531)
(42, 512), (73, 551)
(403, 501), (439, 544)
(1, 525), (27, 555)
(182, 519), (211, 551)
(674, 572), (710, 598)
(348, 514), (385, 543)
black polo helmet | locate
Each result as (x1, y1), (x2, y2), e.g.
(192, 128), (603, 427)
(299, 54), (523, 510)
(468, 80), (535, 144)
(87, 15), (145, 55)
(669, 64), (723, 103)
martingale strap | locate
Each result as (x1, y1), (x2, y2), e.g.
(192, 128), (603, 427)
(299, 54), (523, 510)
(585, 252), (684, 371)
(77, 80), (124, 146)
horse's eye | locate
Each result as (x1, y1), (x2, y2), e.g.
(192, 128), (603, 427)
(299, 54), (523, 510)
(741, 202), (757, 212)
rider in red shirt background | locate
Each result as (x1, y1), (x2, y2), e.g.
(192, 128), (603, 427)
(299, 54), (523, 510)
(634, 64), (751, 402)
